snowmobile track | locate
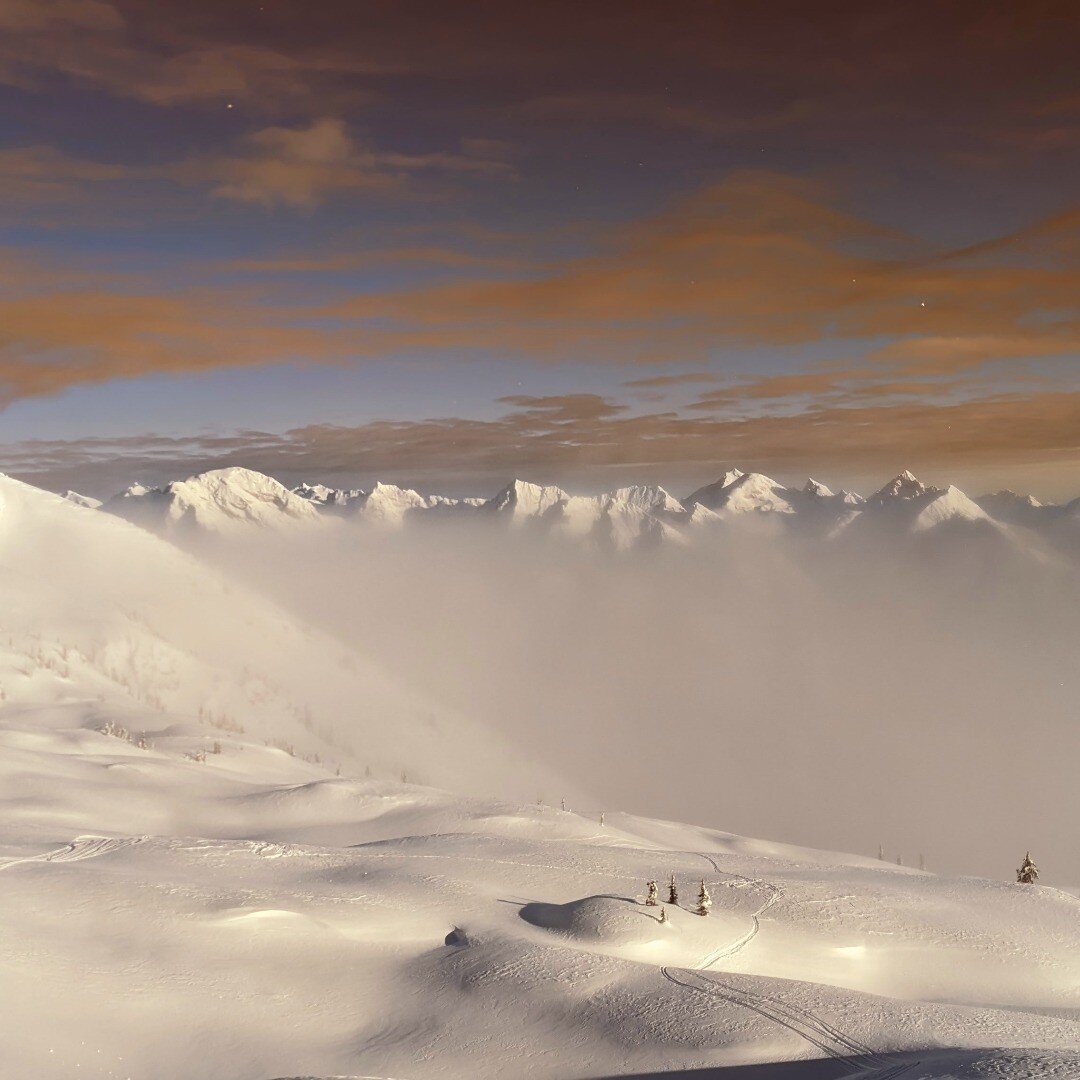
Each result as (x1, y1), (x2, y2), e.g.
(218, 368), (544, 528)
(660, 966), (894, 1073)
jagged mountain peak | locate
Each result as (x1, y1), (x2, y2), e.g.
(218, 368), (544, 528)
(600, 484), (685, 513)
(293, 482), (367, 507)
(685, 470), (794, 515)
(871, 470), (939, 503)
(484, 479), (569, 520)
(106, 467), (322, 535)
(803, 478), (835, 498)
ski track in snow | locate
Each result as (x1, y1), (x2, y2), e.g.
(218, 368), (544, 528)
(693, 850), (784, 968)
(659, 967), (911, 1075)
(0, 835), (146, 872)
(660, 852), (924, 1078)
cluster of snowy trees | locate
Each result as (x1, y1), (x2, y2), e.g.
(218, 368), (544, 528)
(644, 854), (1040, 923)
(643, 874), (713, 917)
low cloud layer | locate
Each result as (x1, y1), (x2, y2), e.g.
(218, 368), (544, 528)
(5, 390), (1080, 502)
(199, 513), (1080, 882)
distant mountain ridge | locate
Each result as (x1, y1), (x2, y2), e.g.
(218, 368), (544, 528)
(83, 465), (1080, 557)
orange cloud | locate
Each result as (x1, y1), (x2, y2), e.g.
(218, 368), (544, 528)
(325, 172), (1078, 376)
(7, 391), (1079, 498)
(0, 273), (344, 403)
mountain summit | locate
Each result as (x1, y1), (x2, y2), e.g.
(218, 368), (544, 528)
(106, 467), (322, 536)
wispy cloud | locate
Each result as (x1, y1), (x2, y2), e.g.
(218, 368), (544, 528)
(6, 390), (1080, 496)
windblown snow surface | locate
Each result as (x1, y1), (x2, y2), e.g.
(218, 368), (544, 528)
(2, 474), (1080, 1079)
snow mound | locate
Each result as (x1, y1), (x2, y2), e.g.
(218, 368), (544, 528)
(521, 894), (668, 944)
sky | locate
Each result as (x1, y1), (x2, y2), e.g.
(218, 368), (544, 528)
(0, 0), (1078, 499)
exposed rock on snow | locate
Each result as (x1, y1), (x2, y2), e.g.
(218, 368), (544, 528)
(60, 490), (102, 509)
(803, 477), (835, 498)
(292, 482), (367, 510)
(869, 469), (942, 504)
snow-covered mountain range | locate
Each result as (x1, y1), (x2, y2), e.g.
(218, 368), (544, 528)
(75, 465), (1080, 558)
(3, 468), (1080, 1078)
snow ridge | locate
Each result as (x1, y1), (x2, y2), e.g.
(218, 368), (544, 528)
(81, 466), (1077, 557)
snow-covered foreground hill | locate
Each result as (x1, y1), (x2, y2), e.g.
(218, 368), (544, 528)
(3, 719), (1080, 1080)
(0, 473), (556, 800)
(4, 471), (1080, 1079)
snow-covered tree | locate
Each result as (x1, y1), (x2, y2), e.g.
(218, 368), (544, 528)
(658, 906), (668, 924)
(645, 880), (658, 906)
(1016, 852), (1039, 884)
(695, 879), (712, 916)
(667, 873), (678, 905)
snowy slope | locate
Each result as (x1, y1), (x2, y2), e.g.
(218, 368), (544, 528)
(482, 479), (570, 524)
(560, 485), (689, 550)
(0, 474), (548, 799)
(358, 481), (471, 526)
(1, 721), (1079, 1079)
(2, 474), (1079, 1079)
(976, 489), (1049, 527)
(854, 475), (1003, 536)
(60, 489), (102, 509)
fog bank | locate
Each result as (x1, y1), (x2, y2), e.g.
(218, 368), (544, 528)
(210, 517), (1080, 883)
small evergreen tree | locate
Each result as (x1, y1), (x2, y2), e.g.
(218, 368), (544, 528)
(667, 872), (678, 905)
(658, 906), (668, 924)
(1016, 852), (1039, 884)
(695, 879), (712, 916)
(645, 880), (658, 906)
